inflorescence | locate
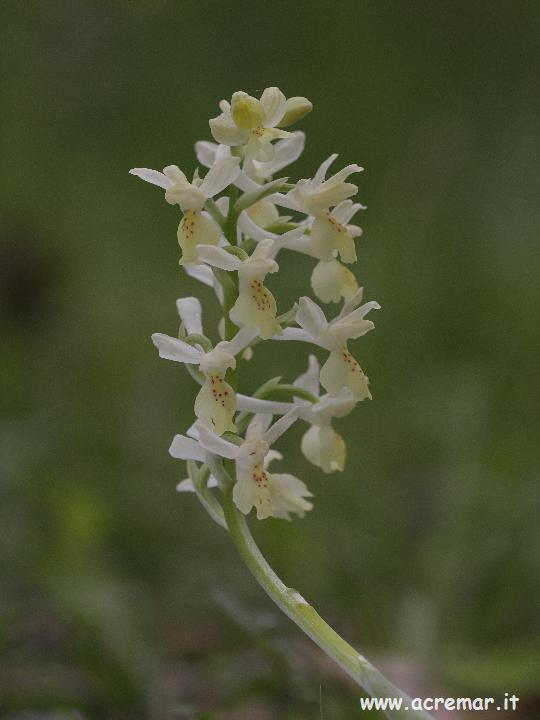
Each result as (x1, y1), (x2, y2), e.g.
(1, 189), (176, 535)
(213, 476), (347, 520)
(131, 87), (380, 520)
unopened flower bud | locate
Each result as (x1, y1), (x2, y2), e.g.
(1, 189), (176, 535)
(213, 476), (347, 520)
(277, 97), (313, 128)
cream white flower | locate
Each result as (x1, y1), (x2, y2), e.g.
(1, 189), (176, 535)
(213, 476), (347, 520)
(151, 320), (256, 435)
(130, 157), (240, 264)
(288, 156), (364, 263)
(309, 198), (365, 264)
(234, 355), (356, 473)
(189, 410), (313, 520)
(289, 155), (363, 215)
(294, 355), (352, 473)
(280, 293), (380, 399)
(209, 88), (303, 162)
(197, 239), (285, 339)
(301, 425), (345, 474)
(311, 258), (358, 304)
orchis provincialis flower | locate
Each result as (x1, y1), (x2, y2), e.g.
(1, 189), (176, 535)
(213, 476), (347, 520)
(282, 292), (380, 400)
(209, 87), (311, 162)
(235, 355), (357, 474)
(310, 257), (359, 304)
(294, 355), (355, 473)
(151, 323), (255, 435)
(198, 239), (283, 339)
(130, 157), (240, 264)
(289, 154), (363, 265)
(171, 410), (312, 520)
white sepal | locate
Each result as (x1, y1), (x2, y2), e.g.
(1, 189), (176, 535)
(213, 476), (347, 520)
(169, 434), (206, 462)
(176, 297), (203, 336)
(151, 333), (202, 364)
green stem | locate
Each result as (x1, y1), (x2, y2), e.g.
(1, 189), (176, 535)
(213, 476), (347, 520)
(184, 333), (213, 353)
(187, 461), (226, 529)
(219, 477), (434, 720)
(205, 197), (226, 227)
(224, 185), (239, 246)
(222, 185), (240, 388)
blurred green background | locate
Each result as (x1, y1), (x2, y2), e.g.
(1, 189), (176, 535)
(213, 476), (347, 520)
(1, 1), (539, 718)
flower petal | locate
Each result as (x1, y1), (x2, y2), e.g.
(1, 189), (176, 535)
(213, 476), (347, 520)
(313, 154), (338, 186)
(324, 164), (363, 188)
(264, 450), (283, 469)
(337, 287), (365, 318)
(302, 393), (356, 424)
(129, 168), (171, 189)
(194, 140), (217, 168)
(277, 327), (314, 343)
(195, 378), (236, 435)
(236, 394), (293, 415)
(195, 420), (238, 459)
(267, 227), (308, 259)
(269, 472), (313, 519)
(200, 157), (241, 198)
(151, 333), (202, 364)
(176, 297), (203, 336)
(169, 434), (205, 462)
(332, 199), (366, 224)
(197, 244), (242, 271)
(294, 354), (320, 397)
(163, 165), (190, 185)
(238, 210), (275, 242)
(264, 407), (300, 446)
(311, 259), (358, 304)
(296, 297), (328, 338)
(251, 131), (305, 178)
(260, 87), (287, 127)
(209, 113), (249, 146)
(247, 412), (273, 437)
(301, 425), (345, 473)
(227, 326), (259, 356)
(320, 348), (371, 400)
(232, 473), (259, 515)
(341, 300), (381, 324)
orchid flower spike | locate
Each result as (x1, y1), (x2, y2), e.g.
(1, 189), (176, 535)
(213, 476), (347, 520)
(134, 86), (381, 524)
(130, 157), (240, 264)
